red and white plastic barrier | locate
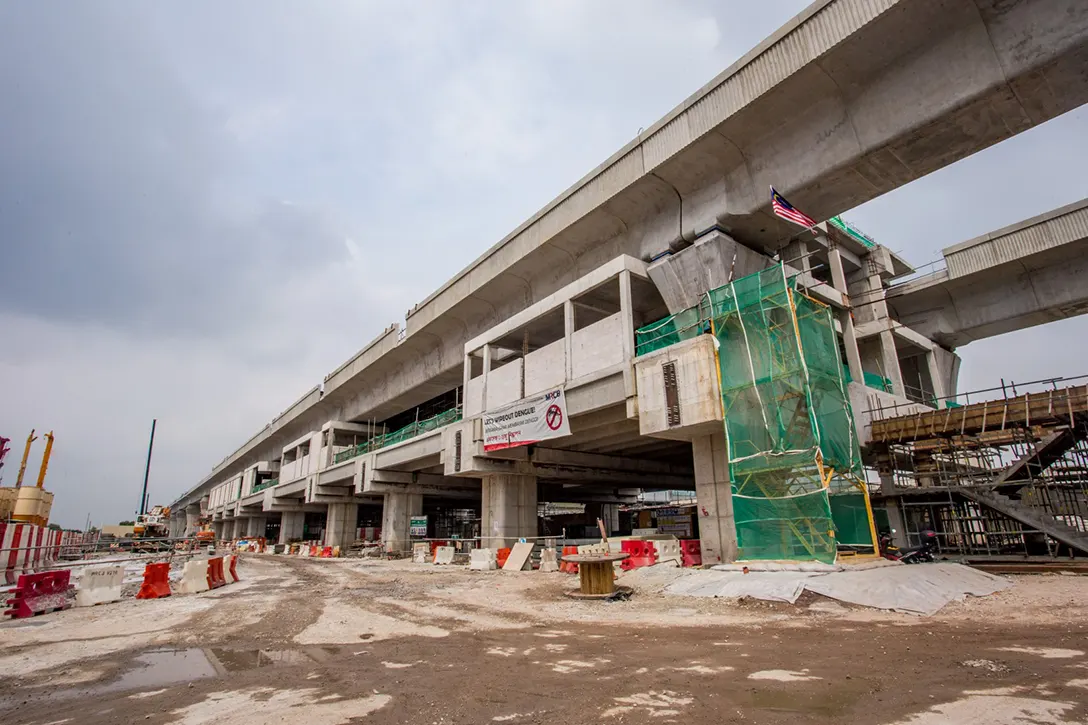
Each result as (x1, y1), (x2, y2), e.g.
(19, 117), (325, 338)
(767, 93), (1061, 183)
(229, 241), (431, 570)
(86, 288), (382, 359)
(2, 523), (62, 585)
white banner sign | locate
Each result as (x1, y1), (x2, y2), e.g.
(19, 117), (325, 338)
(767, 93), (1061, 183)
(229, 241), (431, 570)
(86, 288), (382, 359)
(483, 388), (571, 452)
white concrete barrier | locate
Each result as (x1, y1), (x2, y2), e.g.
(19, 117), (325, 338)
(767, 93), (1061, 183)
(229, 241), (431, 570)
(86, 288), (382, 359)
(539, 548), (559, 572)
(651, 539), (682, 566)
(433, 546), (456, 565)
(412, 543), (430, 563)
(74, 565), (124, 607)
(469, 548), (497, 570)
(176, 558), (211, 594)
(226, 554), (240, 583)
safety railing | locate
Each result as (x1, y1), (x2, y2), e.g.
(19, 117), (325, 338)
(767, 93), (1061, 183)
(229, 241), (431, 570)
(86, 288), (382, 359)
(332, 406), (463, 465)
(251, 478), (278, 494)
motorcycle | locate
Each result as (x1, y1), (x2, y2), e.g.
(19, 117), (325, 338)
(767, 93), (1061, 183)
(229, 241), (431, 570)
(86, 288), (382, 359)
(879, 528), (938, 563)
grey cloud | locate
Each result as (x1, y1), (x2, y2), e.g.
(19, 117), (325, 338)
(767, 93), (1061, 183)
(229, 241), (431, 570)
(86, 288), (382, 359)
(0, 4), (348, 336)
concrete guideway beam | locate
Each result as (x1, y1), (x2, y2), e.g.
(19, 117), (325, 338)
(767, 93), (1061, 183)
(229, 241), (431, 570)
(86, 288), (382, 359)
(458, 451), (694, 489)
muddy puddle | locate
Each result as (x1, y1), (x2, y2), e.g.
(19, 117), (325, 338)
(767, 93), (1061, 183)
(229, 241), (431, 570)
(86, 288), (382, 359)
(1, 646), (345, 709)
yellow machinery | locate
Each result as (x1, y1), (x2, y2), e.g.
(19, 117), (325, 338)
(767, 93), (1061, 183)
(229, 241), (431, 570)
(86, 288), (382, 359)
(14, 429), (36, 487)
(9, 430), (56, 526)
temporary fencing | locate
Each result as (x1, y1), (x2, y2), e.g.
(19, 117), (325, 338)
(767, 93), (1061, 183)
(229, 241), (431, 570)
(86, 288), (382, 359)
(135, 562), (172, 599)
(679, 539), (702, 567)
(619, 540), (657, 571)
(649, 539), (682, 566)
(227, 554), (240, 583)
(559, 546), (579, 574)
(539, 548), (559, 572)
(74, 565), (124, 606)
(469, 548), (497, 570)
(206, 557), (227, 589)
(2, 523), (63, 584)
(4, 570), (71, 618)
(176, 559), (211, 594)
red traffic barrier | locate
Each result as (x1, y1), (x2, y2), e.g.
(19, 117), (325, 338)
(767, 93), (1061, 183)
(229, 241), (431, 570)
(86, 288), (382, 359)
(680, 539), (702, 567)
(4, 570), (71, 618)
(619, 540), (658, 571)
(136, 563), (172, 600)
(228, 555), (240, 582)
(559, 546), (579, 574)
(206, 557), (226, 589)
(495, 547), (511, 569)
(320, 546), (333, 558)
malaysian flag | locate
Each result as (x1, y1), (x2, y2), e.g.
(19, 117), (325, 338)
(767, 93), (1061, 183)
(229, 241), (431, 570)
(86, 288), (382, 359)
(771, 186), (818, 229)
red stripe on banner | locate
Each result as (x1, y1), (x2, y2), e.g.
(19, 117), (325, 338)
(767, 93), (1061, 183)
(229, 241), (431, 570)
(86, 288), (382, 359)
(483, 437), (542, 453)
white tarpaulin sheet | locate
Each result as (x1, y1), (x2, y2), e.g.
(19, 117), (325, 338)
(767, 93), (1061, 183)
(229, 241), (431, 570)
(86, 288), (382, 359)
(803, 562), (1010, 616)
(666, 562), (1010, 615)
(666, 570), (819, 604)
(483, 388), (571, 452)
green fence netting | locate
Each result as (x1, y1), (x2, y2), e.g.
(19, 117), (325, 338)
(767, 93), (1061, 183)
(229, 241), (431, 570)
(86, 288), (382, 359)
(708, 264), (876, 563)
(635, 305), (706, 356)
(333, 407), (463, 465)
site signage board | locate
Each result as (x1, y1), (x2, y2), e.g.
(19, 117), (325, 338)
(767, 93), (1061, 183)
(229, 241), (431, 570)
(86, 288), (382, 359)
(409, 516), (428, 537)
(483, 387), (571, 452)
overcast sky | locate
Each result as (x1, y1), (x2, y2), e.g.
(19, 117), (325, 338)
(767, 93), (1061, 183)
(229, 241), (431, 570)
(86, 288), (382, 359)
(2, 2), (1086, 528)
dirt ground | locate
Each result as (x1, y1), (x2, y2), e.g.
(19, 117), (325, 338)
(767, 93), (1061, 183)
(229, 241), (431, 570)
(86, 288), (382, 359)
(2, 556), (1087, 725)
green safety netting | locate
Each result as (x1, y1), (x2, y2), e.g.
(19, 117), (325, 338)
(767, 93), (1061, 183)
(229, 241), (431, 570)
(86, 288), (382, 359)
(635, 305), (706, 357)
(333, 407), (463, 465)
(707, 265), (876, 563)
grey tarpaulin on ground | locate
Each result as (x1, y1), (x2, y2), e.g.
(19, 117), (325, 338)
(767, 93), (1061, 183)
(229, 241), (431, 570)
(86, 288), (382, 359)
(664, 563), (1010, 616)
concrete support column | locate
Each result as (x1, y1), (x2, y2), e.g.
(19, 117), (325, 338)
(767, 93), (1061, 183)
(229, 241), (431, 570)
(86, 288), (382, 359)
(878, 466), (908, 548)
(246, 516), (267, 539)
(325, 503), (359, 548)
(230, 518), (245, 540)
(879, 330), (905, 397)
(693, 431), (737, 564)
(783, 237), (811, 275)
(481, 474), (538, 549)
(381, 492), (423, 553)
(279, 511), (305, 544)
(213, 521), (225, 540)
(925, 350), (947, 404)
(619, 269), (635, 361)
(481, 344), (493, 410)
(563, 300), (574, 381)
(601, 504), (620, 536)
(826, 243), (864, 386)
(185, 508), (199, 537)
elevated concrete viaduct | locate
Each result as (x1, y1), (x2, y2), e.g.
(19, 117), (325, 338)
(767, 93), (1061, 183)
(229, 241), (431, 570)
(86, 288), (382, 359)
(888, 198), (1088, 347)
(169, 0), (1088, 564)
